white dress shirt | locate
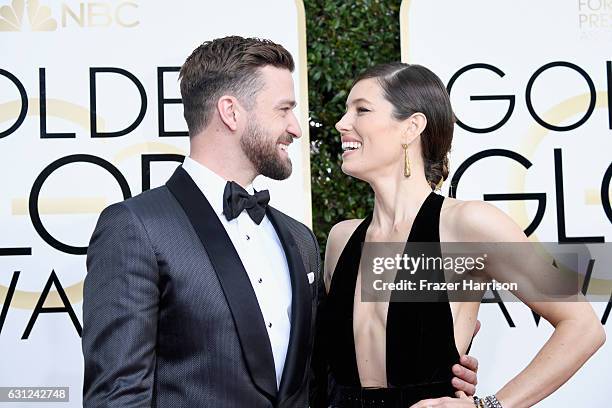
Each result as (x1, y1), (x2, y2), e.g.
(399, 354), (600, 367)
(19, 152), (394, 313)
(182, 157), (292, 388)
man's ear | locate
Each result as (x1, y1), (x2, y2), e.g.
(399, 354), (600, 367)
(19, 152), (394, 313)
(217, 95), (241, 131)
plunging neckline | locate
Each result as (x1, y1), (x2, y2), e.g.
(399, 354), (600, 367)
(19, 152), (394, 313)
(326, 189), (462, 390)
(324, 189), (460, 398)
(352, 191), (438, 387)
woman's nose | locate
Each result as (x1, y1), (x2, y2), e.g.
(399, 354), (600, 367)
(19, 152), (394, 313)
(335, 113), (351, 133)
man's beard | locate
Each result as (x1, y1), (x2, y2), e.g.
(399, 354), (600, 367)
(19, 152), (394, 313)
(240, 119), (293, 180)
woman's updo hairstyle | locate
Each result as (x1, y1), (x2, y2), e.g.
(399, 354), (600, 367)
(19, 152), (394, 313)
(354, 62), (454, 189)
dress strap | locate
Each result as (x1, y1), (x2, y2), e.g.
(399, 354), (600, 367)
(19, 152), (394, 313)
(325, 215), (373, 385)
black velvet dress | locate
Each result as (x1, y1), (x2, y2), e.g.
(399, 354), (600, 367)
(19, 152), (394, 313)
(322, 192), (460, 407)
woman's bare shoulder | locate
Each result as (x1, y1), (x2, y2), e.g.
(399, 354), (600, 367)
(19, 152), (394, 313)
(323, 219), (364, 292)
(329, 218), (364, 237)
(441, 197), (526, 242)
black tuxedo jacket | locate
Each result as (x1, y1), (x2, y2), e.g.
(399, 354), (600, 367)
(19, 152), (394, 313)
(82, 167), (326, 407)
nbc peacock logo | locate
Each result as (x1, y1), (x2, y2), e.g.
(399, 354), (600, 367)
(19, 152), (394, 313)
(0, 0), (139, 31)
(0, 0), (57, 31)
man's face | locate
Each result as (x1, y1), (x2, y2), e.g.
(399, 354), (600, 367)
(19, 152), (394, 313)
(240, 66), (302, 180)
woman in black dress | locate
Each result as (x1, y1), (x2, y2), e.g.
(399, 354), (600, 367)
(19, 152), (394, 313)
(320, 63), (605, 408)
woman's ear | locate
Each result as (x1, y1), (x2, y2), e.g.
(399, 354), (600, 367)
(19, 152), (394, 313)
(404, 112), (427, 144)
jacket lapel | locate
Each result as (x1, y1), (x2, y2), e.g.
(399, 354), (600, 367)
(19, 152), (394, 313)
(267, 207), (312, 404)
(166, 167), (278, 401)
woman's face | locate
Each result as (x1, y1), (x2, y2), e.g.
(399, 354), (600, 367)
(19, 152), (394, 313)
(335, 78), (406, 181)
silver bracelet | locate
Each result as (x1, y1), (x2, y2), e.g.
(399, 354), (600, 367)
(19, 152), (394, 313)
(482, 395), (503, 408)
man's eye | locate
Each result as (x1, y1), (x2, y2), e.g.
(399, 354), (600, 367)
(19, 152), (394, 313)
(357, 107), (370, 113)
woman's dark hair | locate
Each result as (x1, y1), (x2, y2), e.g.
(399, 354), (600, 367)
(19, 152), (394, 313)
(355, 62), (454, 189)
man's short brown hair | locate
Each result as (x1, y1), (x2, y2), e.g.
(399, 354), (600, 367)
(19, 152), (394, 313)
(179, 36), (295, 136)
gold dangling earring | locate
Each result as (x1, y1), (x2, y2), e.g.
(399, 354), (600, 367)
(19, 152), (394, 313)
(402, 144), (411, 178)
(435, 177), (444, 191)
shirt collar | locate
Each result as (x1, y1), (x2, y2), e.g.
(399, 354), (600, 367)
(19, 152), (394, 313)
(182, 156), (254, 217)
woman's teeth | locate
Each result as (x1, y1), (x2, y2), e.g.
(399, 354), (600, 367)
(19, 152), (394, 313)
(342, 141), (362, 152)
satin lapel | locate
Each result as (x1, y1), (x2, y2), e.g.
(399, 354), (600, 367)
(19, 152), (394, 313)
(266, 207), (312, 403)
(166, 167), (278, 401)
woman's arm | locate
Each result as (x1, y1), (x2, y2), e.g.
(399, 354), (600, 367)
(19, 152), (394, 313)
(466, 201), (605, 408)
(411, 201), (606, 408)
(494, 301), (604, 407)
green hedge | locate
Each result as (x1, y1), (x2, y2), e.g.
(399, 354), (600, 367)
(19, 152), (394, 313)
(305, 0), (402, 254)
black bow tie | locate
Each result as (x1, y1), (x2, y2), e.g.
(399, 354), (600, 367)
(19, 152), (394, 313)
(222, 181), (270, 225)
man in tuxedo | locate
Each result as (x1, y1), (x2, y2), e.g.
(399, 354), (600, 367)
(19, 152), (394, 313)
(82, 36), (479, 407)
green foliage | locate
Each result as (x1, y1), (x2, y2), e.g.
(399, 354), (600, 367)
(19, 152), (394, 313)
(305, 0), (402, 254)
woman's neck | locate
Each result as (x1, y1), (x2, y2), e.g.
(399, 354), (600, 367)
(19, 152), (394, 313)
(369, 170), (433, 234)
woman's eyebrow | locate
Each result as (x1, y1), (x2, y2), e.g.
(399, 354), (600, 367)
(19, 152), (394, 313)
(346, 97), (372, 108)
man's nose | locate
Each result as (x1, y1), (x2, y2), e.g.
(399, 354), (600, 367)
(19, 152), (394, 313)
(288, 112), (302, 139)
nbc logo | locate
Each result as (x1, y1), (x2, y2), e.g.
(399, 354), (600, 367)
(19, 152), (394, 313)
(0, 0), (56, 31)
(0, 0), (138, 31)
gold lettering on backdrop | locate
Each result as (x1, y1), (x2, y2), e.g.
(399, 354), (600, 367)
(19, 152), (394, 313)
(0, 1), (144, 30)
(115, 2), (138, 28)
(61, 3), (84, 27)
(578, 0), (612, 39)
(87, 2), (112, 27)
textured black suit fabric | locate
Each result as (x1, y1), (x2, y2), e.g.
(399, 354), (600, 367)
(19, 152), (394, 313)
(82, 167), (324, 408)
